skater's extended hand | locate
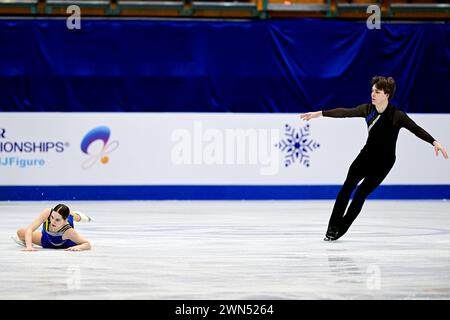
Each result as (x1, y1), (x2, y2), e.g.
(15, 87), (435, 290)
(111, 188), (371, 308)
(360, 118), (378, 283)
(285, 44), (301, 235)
(65, 246), (82, 251)
(299, 111), (322, 121)
(22, 247), (38, 252)
(433, 141), (448, 159)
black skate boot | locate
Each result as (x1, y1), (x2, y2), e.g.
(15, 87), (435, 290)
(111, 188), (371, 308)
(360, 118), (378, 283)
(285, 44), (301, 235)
(324, 226), (339, 241)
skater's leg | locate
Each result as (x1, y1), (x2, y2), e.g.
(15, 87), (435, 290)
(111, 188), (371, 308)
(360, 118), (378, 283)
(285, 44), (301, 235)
(70, 211), (92, 222)
(327, 174), (362, 227)
(326, 155), (366, 237)
(70, 212), (81, 222)
(16, 228), (42, 246)
(336, 166), (392, 240)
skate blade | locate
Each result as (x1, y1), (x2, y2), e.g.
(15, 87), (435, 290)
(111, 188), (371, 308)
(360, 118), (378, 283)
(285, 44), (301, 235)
(11, 236), (26, 247)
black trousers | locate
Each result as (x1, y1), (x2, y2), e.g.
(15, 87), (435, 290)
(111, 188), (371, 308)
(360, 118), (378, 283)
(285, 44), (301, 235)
(327, 151), (395, 239)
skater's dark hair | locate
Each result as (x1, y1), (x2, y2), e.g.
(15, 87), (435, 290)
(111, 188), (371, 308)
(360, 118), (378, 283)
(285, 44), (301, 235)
(52, 204), (70, 220)
(371, 76), (396, 100)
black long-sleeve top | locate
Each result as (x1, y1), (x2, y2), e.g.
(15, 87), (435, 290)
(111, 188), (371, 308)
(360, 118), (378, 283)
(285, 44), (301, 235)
(322, 103), (435, 161)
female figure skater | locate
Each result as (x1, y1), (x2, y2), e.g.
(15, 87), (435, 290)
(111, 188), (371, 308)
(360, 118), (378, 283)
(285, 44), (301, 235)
(300, 76), (448, 241)
(15, 204), (92, 251)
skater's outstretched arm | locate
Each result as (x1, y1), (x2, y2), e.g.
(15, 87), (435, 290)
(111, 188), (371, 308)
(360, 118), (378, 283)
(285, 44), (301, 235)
(63, 229), (91, 251)
(399, 112), (448, 159)
(432, 141), (448, 159)
(22, 208), (50, 251)
(300, 111), (322, 121)
(300, 104), (368, 121)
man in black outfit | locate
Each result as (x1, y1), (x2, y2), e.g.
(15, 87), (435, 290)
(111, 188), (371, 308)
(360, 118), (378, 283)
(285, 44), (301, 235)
(300, 76), (448, 241)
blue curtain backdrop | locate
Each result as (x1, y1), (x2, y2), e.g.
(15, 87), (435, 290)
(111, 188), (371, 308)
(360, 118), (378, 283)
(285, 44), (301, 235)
(0, 18), (449, 113)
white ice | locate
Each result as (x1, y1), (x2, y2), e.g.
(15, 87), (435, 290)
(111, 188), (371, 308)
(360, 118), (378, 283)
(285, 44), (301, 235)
(1, 200), (449, 299)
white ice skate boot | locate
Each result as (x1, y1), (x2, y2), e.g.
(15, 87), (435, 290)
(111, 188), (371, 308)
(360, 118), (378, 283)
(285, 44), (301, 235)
(73, 210), (93, 222)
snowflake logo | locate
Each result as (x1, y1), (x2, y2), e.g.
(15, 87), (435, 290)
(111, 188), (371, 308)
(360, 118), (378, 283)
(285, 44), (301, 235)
(275, 123), (320, 167)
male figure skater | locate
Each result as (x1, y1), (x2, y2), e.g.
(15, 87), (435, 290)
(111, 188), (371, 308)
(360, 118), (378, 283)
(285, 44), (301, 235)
(300, 76), (448, 241)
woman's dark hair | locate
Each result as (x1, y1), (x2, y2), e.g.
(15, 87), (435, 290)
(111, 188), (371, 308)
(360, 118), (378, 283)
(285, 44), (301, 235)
(371, 76), (396, 100)
(52, 204), (70, 220)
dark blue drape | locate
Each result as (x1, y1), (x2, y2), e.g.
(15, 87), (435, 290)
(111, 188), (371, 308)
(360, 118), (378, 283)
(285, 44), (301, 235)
(0, 19), (448, 112)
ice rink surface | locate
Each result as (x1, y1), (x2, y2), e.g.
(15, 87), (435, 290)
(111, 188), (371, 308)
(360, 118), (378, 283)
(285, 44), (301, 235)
(1, 200), (449, 300)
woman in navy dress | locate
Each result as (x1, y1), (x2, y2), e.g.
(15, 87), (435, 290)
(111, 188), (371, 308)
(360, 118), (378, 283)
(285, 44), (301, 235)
(16, 204), (92, 251)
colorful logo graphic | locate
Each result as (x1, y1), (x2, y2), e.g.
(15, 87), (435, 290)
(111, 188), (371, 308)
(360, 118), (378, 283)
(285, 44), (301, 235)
(81, 126), (119, 169)
(275, 123), (320, 168)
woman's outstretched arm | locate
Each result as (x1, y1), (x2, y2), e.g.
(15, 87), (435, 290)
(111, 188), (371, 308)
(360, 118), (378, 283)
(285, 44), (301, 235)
(64, 229), (91, 251)
(23, 209), (49, 251)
